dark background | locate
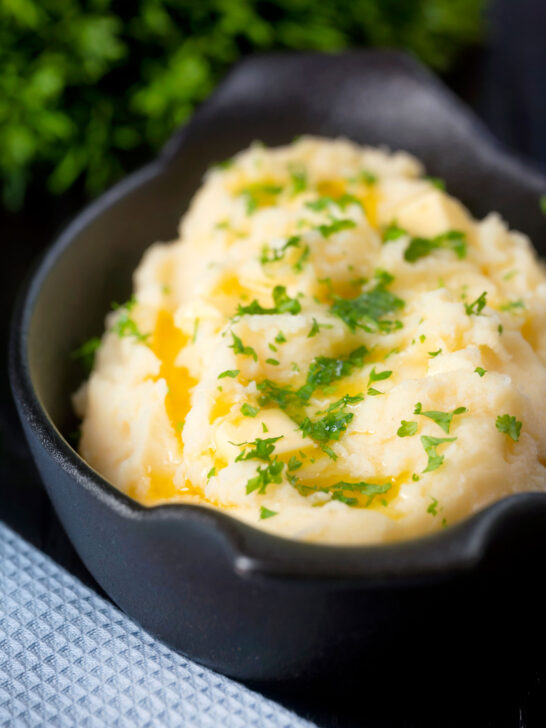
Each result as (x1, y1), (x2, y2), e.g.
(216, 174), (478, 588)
(2, 0), (546, 725)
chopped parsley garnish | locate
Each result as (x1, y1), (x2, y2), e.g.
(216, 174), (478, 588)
(260, 236), (301, 265)
(218, 369), (239, 379)
(262, 422), (269, 433)
(306, 195), (362, 213)
(425, 176), (446, 190)
(297, 345), (368, 401)
(207, 467), (216, 480)
(230, 332), (258, 361)
(421, 435), (456, 472)
(111, 297), (150, 343)
(427, 496), (439, 515)
(293, 244), (310, 272)
(464, 291), (487, 316)
(367, 388), (382, 396)
(246, 460), (284, 494)
(404, 230), (467, 263)
(330, 279), (404, 333)
(299, 410), (354, 443)
(317, 218), (356, 238)
(234, 436), (283, 463)
(259, 506), (278, 519)
(496, 414), (522, 442)
(241, 403), (259, 417)
(319, 393), (364, 413)
(290, 169), (307, 196)
(360, 170), (378, 185)
(397, 420), (418, 437)
(235, 285), (301, 317)
(266, 358), (280, 366)
(414, 403), (467, 434)
(428, 348), (442, 358)
(192, 318), (200, 343)
(500, 299), (525, 313)
(275, 331), (287, 344)
(474, 367), (487, 377)
(300, 480), (390, 507)
(368, 367), (392, 384)
(71, 336), (101, 374)
(382, 222), (407, 243)
(307, 318), (333, 337)
(239, 182), (282, 215)
(287, 456), (303, 472)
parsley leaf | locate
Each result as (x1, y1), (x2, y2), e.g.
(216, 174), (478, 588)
(414, 404), (467, 434)
(234, 436), (283, 462)
(297, 346), (367, 401)
(382, 222), (407, 243)
(299, 410), (353, 443)
(259, 506), (278, 519)
(71, 336), (101, 374)
(260, 235), (301, 264)
(246, 460), (284, 494)
(218, 369), (239, 379)
(397, 420), (418, 437)
(428, 348), (442, 357)
(239, 182), (282, 215)
(464, 291), (487, 316)
(496, 414), (522, 442)
(207, 466), (216, 479)
(331, 280), (404, 333)
(421, 435), (456, 472)
(475, 367), (487, 377)
(404, 230), (467, 262)
(111, 297), (149, 343)
(241, 403), (259, 417)
(499, 300), (525, 313)
(302, 480), (390, 507)
(290, 169), (307, 196)
(307, 318), (333, 338)
(230, 332), (258, 361)
(368, 367), (392, 383)
(427, 496), (439, 515)
(235, 286), (301, 317)
(317, 218), (356, 238)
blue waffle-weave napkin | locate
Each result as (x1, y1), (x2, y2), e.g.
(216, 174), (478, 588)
(0, 522), (315, 727)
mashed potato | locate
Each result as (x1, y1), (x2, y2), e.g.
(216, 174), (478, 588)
(73, 137), (546, 544)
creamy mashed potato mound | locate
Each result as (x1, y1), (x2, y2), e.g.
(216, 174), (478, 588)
(74, 137), (546, 544)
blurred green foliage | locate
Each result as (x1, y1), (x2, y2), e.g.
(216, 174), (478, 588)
(0, 0), (484, 209)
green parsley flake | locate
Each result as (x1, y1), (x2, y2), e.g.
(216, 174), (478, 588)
(234, 436), (283, 463)
(230, 332), (258, 361)
(260, 236), (301, 265)
(266, 358), (280, 366)
(111, 297), (149, 343)
(290, 169), (307, 196)
(331, 280), (404, 333)
(404, 230), (467, 263)
(192, 318), (200, 343)
(307, 318), (333, 338)
(299, 480), (390, 507)
(317, 218), (356, 238)
(239, 183), (282, 215)
(464, 291), (487, 316)
(397, 420), (418, 437)
(425, 176), (446, 190)
(475, 367), (487, 377)
(382, 222), (407, 243)
(428, 348), (442, 358)
(246, 460), (284, 494)
(421, 435), (456, 472)
(241, 403), (259, 417)
(369, 367), (392, 384)
(499, 300), (525, 313)
(71, 336), (101, 374)
(293, 244), (310, 272)
(259, 506), (279, 519)
(299, 410), (354, 444)
(275, 331), (287, 344)
(427, 496), (439, 515)
(235, 286), (301, 317)
(207, 467), (216, 480)
(496, 414), (522, 442)
(218, 369), (239, 379)
(287, 456), (303, 472)
(414, 403), (467, 434)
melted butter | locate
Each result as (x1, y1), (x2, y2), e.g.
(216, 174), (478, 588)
(139, 310), (200, 502)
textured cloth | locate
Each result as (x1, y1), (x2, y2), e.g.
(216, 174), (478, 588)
(0, 522), (314, 728)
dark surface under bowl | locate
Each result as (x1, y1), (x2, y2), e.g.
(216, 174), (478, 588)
(9, 51), (546, 698)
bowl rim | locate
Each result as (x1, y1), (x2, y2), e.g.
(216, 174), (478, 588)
(9, 49), (546, 585)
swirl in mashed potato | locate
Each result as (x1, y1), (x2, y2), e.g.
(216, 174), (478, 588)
(73, 137), (546, 544)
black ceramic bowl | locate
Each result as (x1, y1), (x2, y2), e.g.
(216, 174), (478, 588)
(10, 51), (546, 686)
